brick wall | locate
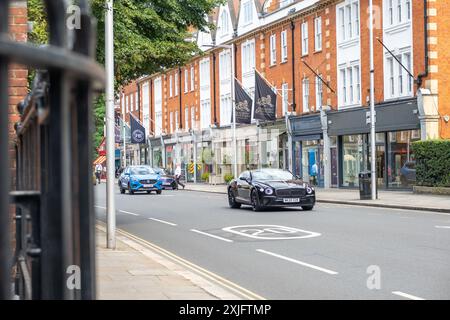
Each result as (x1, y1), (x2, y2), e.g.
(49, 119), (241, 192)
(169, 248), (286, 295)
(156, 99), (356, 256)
(8, 0), (28, 254)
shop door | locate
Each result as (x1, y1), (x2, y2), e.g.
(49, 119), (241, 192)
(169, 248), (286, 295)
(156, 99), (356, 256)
(331, 147), (338, 187)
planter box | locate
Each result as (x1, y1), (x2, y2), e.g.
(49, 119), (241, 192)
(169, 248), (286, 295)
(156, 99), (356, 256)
(209, 174), (224, 185)
(413, 186), (450, 196)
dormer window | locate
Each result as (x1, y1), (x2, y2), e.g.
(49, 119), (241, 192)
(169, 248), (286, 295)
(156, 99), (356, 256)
(243, 0), (253, 25)
(220, 10), (230, 36)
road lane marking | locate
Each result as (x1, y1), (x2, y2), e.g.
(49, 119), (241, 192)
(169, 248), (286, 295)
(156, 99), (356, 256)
(148, 218), (177, 226)
(190, 229), (233, 243)
(435, 226), (450, 229)
(392, 291), (425, 300)
(119, 210), (139, 216)
(223, 225), (321, 240)
(256, 249), (339, 275)
(96, 222), (263, 300)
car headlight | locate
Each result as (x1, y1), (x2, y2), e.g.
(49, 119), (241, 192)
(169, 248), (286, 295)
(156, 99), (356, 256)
(306, 186), (314, 194)
(264, 188), (274, 195)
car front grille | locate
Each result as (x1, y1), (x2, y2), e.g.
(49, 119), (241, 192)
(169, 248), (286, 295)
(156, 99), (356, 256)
(140, 179), (157, 184)
(276, 188), (306, 197)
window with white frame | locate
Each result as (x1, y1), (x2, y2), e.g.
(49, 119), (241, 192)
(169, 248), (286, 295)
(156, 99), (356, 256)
(220, 94), (232, 126)
(191, 107), (196, 130)
(169, 75), (173, 97)
(302, 78), (309, 113)
(154, 78), (163, 136)
(315, 75), (323, 109)
(175, 72), (179, 96)
(220, 10), (230, 36)
(281, 83), (289, 115)
(314, 17), (322, 51)
(121, 94), (125, 115)
(200, 59), (210, 87)
(175, 111), (179, 131)
(170, 112), (174, 133)
(184, 69), (188, 93)
(385, 50), (413, 99)
(281, 30), (288, 62)
(219, 50), (231, 81)
(125, 95), (129, 113)
(301, 22), (308, 55)
(385, 0), (411, 27)
(142, 82), (150, 135)
(270, 34), (277, 66)
(200, 100), (211, 129)
(185, 107), (189, 130)
(241, 40), (255, 75)
(190, 66), (195, 91)
(339, 63), (361, 107)
(337, 0), (360, 43)
(242, 0), (253, 25)
(130, 94), (134, 111)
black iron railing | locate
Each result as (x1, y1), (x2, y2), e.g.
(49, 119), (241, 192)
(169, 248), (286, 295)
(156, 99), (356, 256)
(0, 1), (105, 300)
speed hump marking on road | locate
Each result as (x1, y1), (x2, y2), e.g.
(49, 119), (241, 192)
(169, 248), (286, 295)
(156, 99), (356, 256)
(222, 225), (321, 240)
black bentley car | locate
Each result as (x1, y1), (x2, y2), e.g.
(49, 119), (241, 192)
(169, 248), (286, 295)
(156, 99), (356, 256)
(227, 169), (315, 211)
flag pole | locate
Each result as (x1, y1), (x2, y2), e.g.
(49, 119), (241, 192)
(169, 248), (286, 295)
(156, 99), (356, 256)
(231, 43), (238, 178)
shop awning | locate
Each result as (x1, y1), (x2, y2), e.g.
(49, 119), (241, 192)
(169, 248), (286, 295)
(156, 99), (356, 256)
(93, 155), (106, 165)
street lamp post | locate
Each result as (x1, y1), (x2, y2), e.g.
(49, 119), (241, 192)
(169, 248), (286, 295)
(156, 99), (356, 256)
(369, 0), (377, 200)
(105, 0), (116, 249)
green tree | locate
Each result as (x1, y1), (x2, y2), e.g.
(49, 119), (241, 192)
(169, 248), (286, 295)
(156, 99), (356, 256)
(27, 0), (222, 153)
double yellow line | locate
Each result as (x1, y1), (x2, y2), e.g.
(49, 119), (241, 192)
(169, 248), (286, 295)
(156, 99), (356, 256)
(96, 222), (265, 300)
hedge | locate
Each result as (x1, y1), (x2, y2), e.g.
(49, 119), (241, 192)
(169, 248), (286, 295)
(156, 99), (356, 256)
(411, 140), (450, 187)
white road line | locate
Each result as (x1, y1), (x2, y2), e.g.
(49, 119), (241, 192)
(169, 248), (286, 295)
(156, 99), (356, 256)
(256, 249), (339, 275)
(148, 218), (177, 226)
(190, 229), (233, 243)
(119, 210), (140, 216)
(435, 226), (450, 229)
(94, 205), (106, 210)
(392, 291), (425, 300)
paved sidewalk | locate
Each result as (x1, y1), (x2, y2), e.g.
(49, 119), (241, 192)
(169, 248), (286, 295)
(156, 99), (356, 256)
(184, 183), (450, 213)
(96, 225), (242, 300)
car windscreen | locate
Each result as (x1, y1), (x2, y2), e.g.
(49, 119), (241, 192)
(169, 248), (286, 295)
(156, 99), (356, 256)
(130, 167), (155, 175)
(153, 168), (166, 175)
(252, 170), (294, 181)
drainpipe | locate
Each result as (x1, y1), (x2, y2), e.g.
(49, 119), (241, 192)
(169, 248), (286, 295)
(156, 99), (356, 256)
(212, 52), (218, 125)
(179, 67), (183, 130)
(290, 20), (296, 112)
(416, 0), (429, 88)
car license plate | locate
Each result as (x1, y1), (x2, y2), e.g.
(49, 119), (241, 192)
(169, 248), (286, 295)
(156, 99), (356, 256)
(143, 184), (154, 188)
(163, 183), (171, 186)
(283, 198), (300, 203)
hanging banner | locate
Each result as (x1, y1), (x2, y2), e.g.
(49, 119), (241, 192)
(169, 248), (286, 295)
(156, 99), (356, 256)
(254, 72), (277, 121)
(233, 79), (253, 124)
(115, 125), (121, 143)
(130, 114), (146, 144)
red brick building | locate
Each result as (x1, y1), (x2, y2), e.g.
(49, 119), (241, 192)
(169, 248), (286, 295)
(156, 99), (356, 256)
(119, 0), (449, 188)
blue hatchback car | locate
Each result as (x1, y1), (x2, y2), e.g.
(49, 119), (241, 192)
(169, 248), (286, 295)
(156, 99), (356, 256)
(118, 165), (163, 195)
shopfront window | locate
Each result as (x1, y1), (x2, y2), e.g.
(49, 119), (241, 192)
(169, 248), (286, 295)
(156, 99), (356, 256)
(387, 129), (420, 188)
(301, 140), (324, 187)
(152, 148), (163, 168)
(342, 135), (365, 187)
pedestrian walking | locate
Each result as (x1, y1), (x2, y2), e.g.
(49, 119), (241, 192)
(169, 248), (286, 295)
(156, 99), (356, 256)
(311, 162), (318, 186)
(95, 163), (103, 184)
(175, 164), (185, 190)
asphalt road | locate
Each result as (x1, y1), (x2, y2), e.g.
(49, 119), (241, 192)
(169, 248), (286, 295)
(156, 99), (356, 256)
(94, 183), (450, 300)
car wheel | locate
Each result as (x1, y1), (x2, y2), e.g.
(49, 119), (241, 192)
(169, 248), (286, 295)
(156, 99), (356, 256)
(228, 188), (241, 209)
(128, 184), (134, 195)
(251, 190), (263, 212)
(156, 190), (162, 195)
(302, 205), (314, 211)
(147, 191), (151, 194)
(120, 187), (125, 194)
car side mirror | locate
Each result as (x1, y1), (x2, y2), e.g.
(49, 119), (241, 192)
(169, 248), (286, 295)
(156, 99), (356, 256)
(239, 177), (249, 182)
